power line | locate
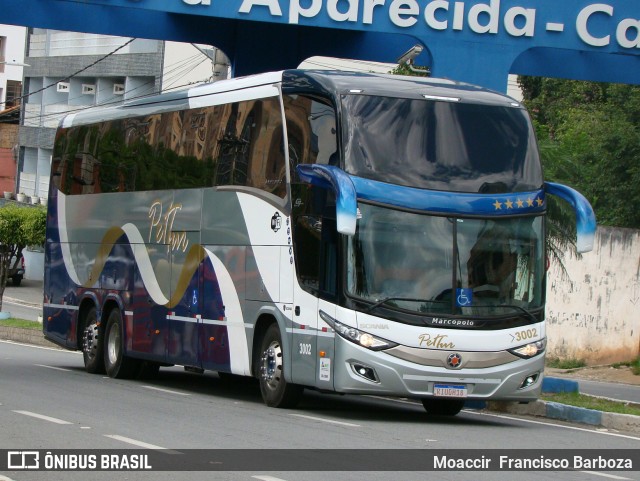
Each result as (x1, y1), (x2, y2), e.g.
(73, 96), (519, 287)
(301, 58), (395, 73)
(2, 43), (215, 125)
(0, 37), (136, 110)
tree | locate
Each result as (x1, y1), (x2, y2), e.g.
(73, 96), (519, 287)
(388, 63), (430, 77)
(0, 204), (46, 313)
(519, 77), (640, 229)
(537, 139), (582, 278)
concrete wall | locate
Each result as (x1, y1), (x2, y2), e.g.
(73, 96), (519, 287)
(546, 226), (640, 365)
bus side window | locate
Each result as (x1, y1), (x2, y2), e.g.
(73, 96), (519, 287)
(319, 216), (338, 298)
(292, 185), (337, 300)
(213, 98), (287, 198)
(294, 215), (322, 292)
(283, 95), (337, 183)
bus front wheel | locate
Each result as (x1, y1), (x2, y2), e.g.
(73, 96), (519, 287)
(258, 324), (303, 408)
(104, 309), (140, 379)
(421, 398), (465, 416)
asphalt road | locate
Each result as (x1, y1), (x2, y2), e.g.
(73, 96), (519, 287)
(1, 341), (639, 481)
(573, 379), (640, 404)
(1, 279), (43, 322)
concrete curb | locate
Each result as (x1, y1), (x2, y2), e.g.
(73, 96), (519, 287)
(1, 326), (639, 433)
(487, 398), (640, 434)
(0, 325), (61, 349)
(486, 376), (640, 434)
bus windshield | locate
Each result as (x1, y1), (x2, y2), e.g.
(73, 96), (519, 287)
(341, 95), (543, 193)
(346, 203), (545, 317)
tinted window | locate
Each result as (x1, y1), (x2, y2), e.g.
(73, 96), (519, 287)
(341, 95), (542, 194)
(347, 203), (545, 317)
(51, 98), (286, 197)
(283, 95), (337, 182)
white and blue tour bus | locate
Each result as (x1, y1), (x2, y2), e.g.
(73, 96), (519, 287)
(43, 70), (595, 416)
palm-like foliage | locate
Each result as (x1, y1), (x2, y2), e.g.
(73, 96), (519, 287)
(539, 139), (582, 281)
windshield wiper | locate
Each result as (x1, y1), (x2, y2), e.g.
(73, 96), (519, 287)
(497, 304), (539, 323)
(365, 297), (447, 314)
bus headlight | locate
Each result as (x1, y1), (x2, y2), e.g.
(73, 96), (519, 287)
(319, 310), (397, 351)
(509, 338), (546, 359)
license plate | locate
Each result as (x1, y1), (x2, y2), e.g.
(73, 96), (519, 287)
(434, 384), (467, 398)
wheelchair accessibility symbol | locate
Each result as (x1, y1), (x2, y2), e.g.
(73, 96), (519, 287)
(456, 288), (473, 307)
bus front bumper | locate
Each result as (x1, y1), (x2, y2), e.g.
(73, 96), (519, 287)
(331, 337), (545, 403)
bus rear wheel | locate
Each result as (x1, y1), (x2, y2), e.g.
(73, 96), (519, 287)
(81, 306), (105, 374)
(258, 324), (303, 408)
(104, 308), (140, 379)
(421, 398), (465, 416)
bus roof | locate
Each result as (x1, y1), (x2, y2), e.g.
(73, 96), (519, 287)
(282, 70), (520, 107)
(60, 70), (521, 128)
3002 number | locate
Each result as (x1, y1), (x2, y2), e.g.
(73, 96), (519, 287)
(514, 328), (538, 342)
(299, 343), (312, 356)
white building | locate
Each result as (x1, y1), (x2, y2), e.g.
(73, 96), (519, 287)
(0, 24), (26, 110)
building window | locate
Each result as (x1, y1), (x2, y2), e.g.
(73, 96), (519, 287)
(6, 81), (22, 107)
(0, 37), (5, 74)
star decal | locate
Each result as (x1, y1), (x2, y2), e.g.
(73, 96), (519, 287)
(487, 193), (545, 213)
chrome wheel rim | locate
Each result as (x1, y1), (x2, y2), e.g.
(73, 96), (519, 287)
(260, 340), (282, 391)
(83, 323), (99, 361)
(107, 324), (120, 366)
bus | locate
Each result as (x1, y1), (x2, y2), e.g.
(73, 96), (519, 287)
(43, 70), (595, 416)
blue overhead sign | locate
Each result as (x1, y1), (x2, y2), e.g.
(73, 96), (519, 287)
(0, 0), (637, 90)
(70, 0), (639, 50)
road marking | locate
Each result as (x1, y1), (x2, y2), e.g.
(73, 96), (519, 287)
(13, 410), (73, 425)
(580, 392), (639, 407)
(252, 476), (289, 481)
(289, 413), (361, 428)
(0, 339), (81, 353)
(470, 410), (640, 441)
(4, 298), (41, 309)
(580, 471), (632, 480)
(35, 364), (72, 372)
(103, 435), (182, 454)
(371, 396), (640, 442)
(142, 385), (190, 396)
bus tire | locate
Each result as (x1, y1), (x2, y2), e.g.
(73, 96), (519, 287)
(421, 398), (465, 416)
(81, 306), (105, 374)
(103, 308), (140, 379)
(258, 324), (303, 408)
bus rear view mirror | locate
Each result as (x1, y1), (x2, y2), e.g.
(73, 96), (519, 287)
(296, 164), (357, 236)
(544, 181), (596, 253)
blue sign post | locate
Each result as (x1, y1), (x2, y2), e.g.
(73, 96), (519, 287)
(0, 0), (637, 90)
